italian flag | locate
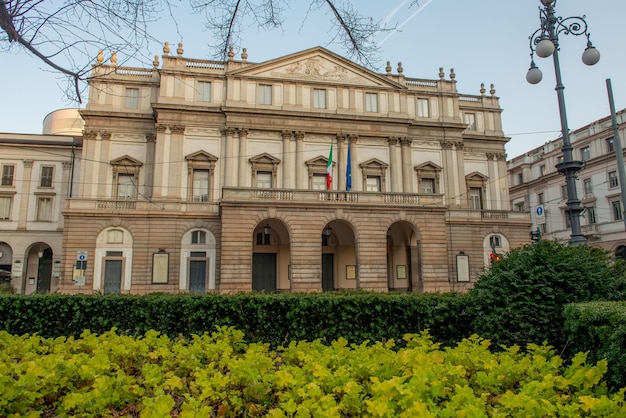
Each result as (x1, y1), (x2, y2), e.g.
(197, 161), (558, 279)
(326, 143), (333, 190)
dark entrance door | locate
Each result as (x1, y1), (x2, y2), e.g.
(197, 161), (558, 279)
(189, 254), (207, 293)
(321, 253), (334, 292)
(252, 253), (276, 292)
(36, 248), (52, 293)
(104, 260), (122, 294)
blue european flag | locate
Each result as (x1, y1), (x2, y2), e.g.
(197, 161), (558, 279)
(346, 142), (352, 191)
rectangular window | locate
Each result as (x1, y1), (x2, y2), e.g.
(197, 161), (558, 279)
(117, 174), (135, 199)
(421, 178), (435, 194)
(538, 192), (544, 205)
(580, 146), (591, 161)
(191, 230), (206, 244)
(36, 197), (52, 221)
(1, 165), (14, 186)
(40, 166), (54, 187)
(256, 171), (272, 188)
(561, 185), (568, 200)
(313, 89), (327, 109)
(312, 174), (326, 190)
(365, 93), (378, 112)
(518, 173), (524, 185)
(564, 212), (571, 229)
(583, 178), (593, 195)
(417, 98), (429, 117)
(192, 169), (209, 202)
(613, 200), (623, 221)
(366, 175), (381, 192)
(515, 202), (525, 212)
(557, 156), (564, 164)
(607, 138), (614, 153)
(258, 84), (272, 105)
(196, 81), (212, 102)
(125, 88), (139, 109)
(540, 223), (547, 233)
(587, 207), (597, 224)
(609, 171), (619, 188)
(469, 187), (482, 209)
(0, 196), (11, 219)
(464, 113), (476, 130)
(540, 165), (546, 176)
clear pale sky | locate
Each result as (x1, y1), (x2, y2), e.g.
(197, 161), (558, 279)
(1, 0), (625, 159)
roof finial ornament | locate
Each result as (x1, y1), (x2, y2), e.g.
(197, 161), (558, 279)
(177, 42), (183, 57)
(386, 61), (392, 75)
(397, 62), (403, 74)
(490, 84), (496, 96)
(242, 48), (248, 61)
(163, 41), (170, 55)
(449, 68), (455, 80)
(228, 46), (235, 61)
(439, 67), (445, 79)
(153, 55), (160, 68)
(480, 83), (486, 95)
(110, 51), (117, 66)
(96, 50), (104, 65)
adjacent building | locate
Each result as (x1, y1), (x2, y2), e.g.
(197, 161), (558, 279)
(0, 109), (83, 293)
(10, 45), (529, 295)
(508, 109), (626, 254)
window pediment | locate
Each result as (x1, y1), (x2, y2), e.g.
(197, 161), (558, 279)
(306, 156), (331, 169)
(415, 161), (442, 173)
(359, 158), (388, 170)
(249, 153), (281, 166)
(186, 151), (218, 163)
(111, 155), (143, 167)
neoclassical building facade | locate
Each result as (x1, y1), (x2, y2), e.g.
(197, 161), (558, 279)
(58, 45), (529, 294)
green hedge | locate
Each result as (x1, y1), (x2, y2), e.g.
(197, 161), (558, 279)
(565, 301), (626, 390)
(0, 291), (473, 347)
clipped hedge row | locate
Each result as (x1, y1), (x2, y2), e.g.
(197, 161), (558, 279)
(565, 301), (626, 390)
(0, 291), (473, 347)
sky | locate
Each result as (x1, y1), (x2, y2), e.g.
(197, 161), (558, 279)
(1, 0), (626, 159)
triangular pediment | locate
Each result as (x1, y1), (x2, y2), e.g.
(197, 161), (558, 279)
(110, 155), (142, 166)
(415, 161), (442, 172)
(249, 152), (281, 164)
(185, 150), (218, 162)
(230, 46), (404, 88)
(360, 158), (389, 169)
(306, 156), (330, 167)
(466, 171), (488, 181)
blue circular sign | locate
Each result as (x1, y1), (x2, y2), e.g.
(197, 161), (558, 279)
(536, 206), (544, 216)
(78, 254), (86, 261)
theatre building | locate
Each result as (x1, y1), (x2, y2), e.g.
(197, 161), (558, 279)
(58, 44), (530, 294)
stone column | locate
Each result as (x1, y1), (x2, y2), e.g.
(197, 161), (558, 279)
(18, 160), (33, 230)
(441, 141), (459, 207)
(99, 132), (112, 198)
(238, 128), (249, 187)
(387, 137), (401, 192)
(154, 125), (169, 198)
(454, 141), (466, 207)
(58, 161), (72, 230)
(145, 133), (156, 199)
(337, 134), (346, 191)
(79, 131), (97, 198)
(170, 125), (186, 198)
(221, 127), (235, 187)
(295, 131), (306, 189)
(282, 131), (294, 189)
(348, 135), (360, 191)
(400, 137), (413, 193)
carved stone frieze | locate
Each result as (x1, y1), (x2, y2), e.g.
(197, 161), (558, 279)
(171, 125), (186, 135)
(272, 58), (360, 83)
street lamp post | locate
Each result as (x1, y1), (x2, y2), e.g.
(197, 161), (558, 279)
(526, 0), (600, 246)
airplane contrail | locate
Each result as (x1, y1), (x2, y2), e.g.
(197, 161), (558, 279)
(382, 0), (413, 26)
(379, 0), (436, 46)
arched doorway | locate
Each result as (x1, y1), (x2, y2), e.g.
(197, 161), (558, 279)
(483, 233), (510, 266)
(180, 228), (217, 293)
(615, 245), (626, 261)
(386, 221), (421, 292)
(321, 220), (357, 291)
(23, 243), (52, 294)
(95, 227), (134, 294)
(252, 219), (290, 292)
(0, 242), (13, 285)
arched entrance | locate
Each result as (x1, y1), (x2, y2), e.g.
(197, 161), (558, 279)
(0, 242), (12, 285)
(180, 228), (217, 293)
(321, 220), (357, 291)
(386, 221), (421, 292)
(23, 243), (52, 294)
(252, 219), (291, 292)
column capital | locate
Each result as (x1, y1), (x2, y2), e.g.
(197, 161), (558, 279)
(238, 127), (249, 138)
(83, 130), (98, 141)
(23, 159), (34, 168)
(387, 136), (399, 146)
(281, 130), (292, 140)
(62, 161), (72, 170)
(295, 131), (305, 140)
(146, 133), (156, 143)
(399, 136), (412, 146)
(171, 125), (186, 134)
(220, 127), (236, 136)
(348, 134), (359, 143)
(100, 131), (112, 141)
(156, 124), (168, 133)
